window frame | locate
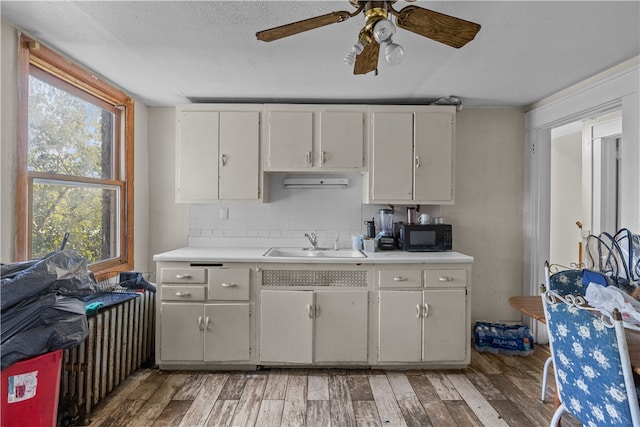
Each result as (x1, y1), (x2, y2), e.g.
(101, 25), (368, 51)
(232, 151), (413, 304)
(16, 35), (134, 280)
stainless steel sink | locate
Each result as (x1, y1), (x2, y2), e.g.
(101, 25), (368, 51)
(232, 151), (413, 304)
(263, 248), (366, 258)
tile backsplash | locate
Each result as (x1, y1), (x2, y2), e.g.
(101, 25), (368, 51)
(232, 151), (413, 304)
(188, 173), (440, 248)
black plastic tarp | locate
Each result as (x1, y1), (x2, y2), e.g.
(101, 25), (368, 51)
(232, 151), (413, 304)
(1, 250), (97, 369)
(1, 294), (88, 369)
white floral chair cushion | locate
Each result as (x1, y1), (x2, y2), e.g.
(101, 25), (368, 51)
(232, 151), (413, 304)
(542, 289), (640, 426)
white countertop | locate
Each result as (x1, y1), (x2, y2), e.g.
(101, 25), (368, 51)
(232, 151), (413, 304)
(153, 247), (474, 264)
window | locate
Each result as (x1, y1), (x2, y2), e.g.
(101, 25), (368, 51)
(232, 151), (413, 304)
(16, 36), (134, 279)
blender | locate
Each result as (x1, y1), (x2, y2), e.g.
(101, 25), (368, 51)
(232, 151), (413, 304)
(377, 208), (396, 250)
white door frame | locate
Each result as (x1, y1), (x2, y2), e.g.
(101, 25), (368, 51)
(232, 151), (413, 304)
(524, 61), (639, 338)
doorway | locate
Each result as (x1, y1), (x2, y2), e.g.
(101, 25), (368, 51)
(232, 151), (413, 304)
(548, 112), (622, 268)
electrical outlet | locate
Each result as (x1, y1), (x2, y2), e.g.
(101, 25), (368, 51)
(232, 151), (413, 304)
(220, 207), (229, 220)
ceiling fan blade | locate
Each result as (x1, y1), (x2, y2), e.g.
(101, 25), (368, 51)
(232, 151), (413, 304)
(396, 6), (481, 49)
(256, 11), (353, 42)
(353, 40), (380, 75)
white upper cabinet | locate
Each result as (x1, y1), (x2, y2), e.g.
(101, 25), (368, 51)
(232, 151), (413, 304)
(176, 110), (219, 202)
(318, 111), (365, 169)
(266, 111), (314, 169)
(370, 112), (414, 201)
(175, 105), (260, 203)
(365, 106), (455, 205)
(218, 111), (260, 200)
(264, 106), (365, 171)
(414, 112), (454, 202)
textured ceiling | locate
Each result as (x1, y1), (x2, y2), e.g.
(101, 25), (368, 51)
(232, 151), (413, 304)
(2, 1), (639, 107)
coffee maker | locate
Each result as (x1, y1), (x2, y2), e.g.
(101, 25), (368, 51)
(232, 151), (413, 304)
(378, 209), (396, 250)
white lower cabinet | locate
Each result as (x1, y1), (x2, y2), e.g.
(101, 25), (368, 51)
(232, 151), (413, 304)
(160, 302), (250, 362)
(260, 290), (368, 364)
(378, 289), (466, 362)
(156, 259), (472, 370)
(158, 266), (252, 365)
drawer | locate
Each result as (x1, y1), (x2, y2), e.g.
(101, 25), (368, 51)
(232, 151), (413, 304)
(208, 268), (250, 301)
(161, 285), (205, 301)
(160, 268), (206, 284)
(378, 269), (422, 288)
(424, 269), (467, 288)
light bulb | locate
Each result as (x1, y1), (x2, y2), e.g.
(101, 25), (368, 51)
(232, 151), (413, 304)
(344, 41), (364, 66)
(384, 42), (404, 65)
(373, 19), (396, 43)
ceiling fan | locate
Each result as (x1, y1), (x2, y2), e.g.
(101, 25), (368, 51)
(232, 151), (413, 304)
(256, 1), (481, 75)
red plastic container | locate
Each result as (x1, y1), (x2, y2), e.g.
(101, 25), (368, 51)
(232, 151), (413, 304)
(1, 350), (63, 427)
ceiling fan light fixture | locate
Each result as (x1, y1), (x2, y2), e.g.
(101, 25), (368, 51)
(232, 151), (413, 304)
(384, 41), (404, 65)
(344, 41), (365, 66)
(372, 18), (396, 43)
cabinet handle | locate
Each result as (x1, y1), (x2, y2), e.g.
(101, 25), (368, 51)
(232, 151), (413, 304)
(198, 316), (204, 331)
(175, 291), (191, 297)
(438, 277), (453, 282)
(306, 151), (312, 164)
(415, 155), (420, 168)
(424, 303), (430, 318)
(221, 154), (227, 166)
(307, 304), (314, 318)
(205, 316), (211, 330)
(221, 282), (237, 288)
(393, 277), (407, 281)
(321, 151), (326, 165)
(176, 274), (192, 279)
(416, 304), (422, 318)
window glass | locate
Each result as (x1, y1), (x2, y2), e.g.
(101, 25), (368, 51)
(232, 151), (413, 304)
(31, 180), (120, 263)
(28, 75), (115, 179)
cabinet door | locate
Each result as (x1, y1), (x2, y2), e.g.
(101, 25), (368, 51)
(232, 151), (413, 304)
(160, 303), (204, 361)
(218, 112), (259, 200)
(378, 291), (422, 362)
(422, 289), (466, 362)
(318, 111), (364, 169)
(314, 291), (368, 362)
(204, 304), (251, 362)
(176, 111), (219, 202)
(267, 111), (313, 169)
(370, 112), (413, 201)
(414, 112), (454, 202)
(260, 290), (313, 363)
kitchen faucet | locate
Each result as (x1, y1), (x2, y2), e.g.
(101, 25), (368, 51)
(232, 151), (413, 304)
(304, 232), (318, 249)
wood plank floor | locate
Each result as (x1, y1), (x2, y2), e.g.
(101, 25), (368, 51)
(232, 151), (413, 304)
(84, 345), (582, 427)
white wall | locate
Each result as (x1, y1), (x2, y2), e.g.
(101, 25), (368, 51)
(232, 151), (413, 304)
(147, 108), (189, 260)
(133, 102), (151, 273)
(442, 109), (525, 322)
(549, 129), (582, 266)
(1, 19), (19, 262)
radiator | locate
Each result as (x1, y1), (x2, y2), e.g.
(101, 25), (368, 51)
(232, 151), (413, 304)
(59, 291), (155, 424)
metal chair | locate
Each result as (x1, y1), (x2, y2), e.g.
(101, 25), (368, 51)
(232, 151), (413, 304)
(541, 287), (640, 426)
(541, 262), (586, 402)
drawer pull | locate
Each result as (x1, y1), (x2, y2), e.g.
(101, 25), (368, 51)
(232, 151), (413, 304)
(176, 274), (192, 279)
(393, 277), (408, 282)
(198, 316), (204, 331)
(438, 277), (453, 282)
(205, 316), (211, 330)
(175, 291), (191, 297)
(307, 304), (314, 318)
(424, 303), (430, 318)
(221, 282), (237, 288)
(416, 304), (421, 318)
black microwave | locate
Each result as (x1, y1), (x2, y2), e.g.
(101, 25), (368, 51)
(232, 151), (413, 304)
(397, 224), (453, 252)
